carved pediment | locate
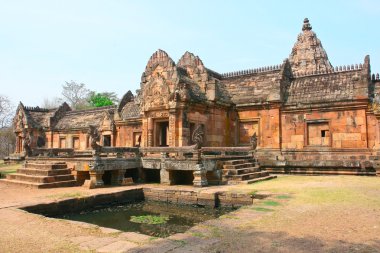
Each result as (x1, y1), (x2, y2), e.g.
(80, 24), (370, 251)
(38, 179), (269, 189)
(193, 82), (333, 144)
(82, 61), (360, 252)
(99, 110), (115, 132)
(13, 104), (27, 132)
(142, 77), (170, 111)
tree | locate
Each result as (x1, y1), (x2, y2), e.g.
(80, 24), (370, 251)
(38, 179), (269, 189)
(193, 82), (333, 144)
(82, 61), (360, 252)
(0, 127), (15, 159)
(0, 95), (14, 128)
(62, 81), (91, 109)
(88, 92), (117, 107)
(41, 97), (64, 109)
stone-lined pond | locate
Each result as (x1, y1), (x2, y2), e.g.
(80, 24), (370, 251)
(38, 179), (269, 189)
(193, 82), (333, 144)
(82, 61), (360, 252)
(58, 201), (234, 237)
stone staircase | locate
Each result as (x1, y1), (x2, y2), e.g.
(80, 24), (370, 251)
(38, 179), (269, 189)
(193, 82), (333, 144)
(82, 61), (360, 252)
(222, 158), (276, 185)
(3, 161), (77, 188)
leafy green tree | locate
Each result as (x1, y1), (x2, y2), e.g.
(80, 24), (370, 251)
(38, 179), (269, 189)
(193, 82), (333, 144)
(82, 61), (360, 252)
(88, 92), (117, 107)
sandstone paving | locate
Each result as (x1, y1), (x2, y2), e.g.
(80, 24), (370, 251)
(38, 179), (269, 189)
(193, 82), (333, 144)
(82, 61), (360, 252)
(1, 176), (380, 252)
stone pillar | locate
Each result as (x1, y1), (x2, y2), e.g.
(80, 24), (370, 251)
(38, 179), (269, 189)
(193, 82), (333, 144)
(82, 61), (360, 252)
(111, 169), (126, 185)
(148, 117), (153, 147)
(160, 169), (172, 185)
(89, 170), (104, 188)
(138, 167), (146, 183)
(169, 112), (176, 146)
(193, 164), (208, 187)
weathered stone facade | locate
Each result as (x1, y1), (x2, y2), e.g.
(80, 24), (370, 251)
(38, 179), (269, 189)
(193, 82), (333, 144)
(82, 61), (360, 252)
(10, 18), (380, 184)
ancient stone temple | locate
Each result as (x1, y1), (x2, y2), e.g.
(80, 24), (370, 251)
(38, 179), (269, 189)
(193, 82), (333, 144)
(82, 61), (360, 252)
(6, 18), (380, 188)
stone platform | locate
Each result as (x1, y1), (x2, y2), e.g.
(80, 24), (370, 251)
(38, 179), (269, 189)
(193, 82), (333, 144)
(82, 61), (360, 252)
(222, 158), (276, 184)
(2, 161), (77, 188)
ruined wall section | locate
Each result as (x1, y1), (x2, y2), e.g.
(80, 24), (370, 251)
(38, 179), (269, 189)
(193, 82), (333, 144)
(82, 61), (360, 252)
(281, 109), (368, 149)
(221, 69), (283, 105)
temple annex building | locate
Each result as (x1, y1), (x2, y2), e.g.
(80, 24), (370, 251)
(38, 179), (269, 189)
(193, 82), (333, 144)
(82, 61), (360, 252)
(5, 18), (380, 188)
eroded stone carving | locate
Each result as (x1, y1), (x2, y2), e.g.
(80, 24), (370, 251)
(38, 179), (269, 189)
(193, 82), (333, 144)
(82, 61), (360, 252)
(250, 132), (258, 150)
(23, 131), (32, 157)
(142, 77), (170, 111)
(88, 125), (101, 153)
(192, 125), (204, 149)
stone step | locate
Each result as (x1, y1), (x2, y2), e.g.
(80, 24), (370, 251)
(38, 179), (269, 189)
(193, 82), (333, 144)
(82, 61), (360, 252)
(0, 178), (77, 189)
(17, 168), (72, 176)
(222, 166), (261, 176)
(7, 173), (75, 184)
(227, 175), (277, 185)
(266, 169), (376, 176)
(24, 162), (67, 170)
(223, 162), (256, 170)
(223, 159), (249, 166)
(223, 171), (269, 181)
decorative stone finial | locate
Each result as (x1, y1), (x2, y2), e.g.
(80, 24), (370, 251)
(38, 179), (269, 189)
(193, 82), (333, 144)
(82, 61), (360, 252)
(302, 18), (312, 31)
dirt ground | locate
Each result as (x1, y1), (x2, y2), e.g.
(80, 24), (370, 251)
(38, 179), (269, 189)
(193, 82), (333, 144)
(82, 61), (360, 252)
(0, 164), (379, 252)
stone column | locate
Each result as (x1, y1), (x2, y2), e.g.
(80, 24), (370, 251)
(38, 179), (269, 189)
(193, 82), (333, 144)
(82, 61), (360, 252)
(160, 152), (172, 185)
(169, 111), (176, 146)
(111, 169), (126, 185)
(147, 117), (153, 147)
(89, 170), (104, 188)
(160, 169), (172, 185)
(193, 164), (208, 187)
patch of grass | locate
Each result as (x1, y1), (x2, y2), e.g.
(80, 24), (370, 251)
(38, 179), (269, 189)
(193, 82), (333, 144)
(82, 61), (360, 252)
(209, 226), (222, 237)
(220, 215), (239, 220)
(0, 169), (17, 177)
(190, 231), (206, 238)
(253, 207), (274, 212)
(262, 200), (281, 206)
(148, 237), (159, 242)
(47, 192), (86, 200)
(276, 195), (291, 199)
(172, 239), (187, 247)
(0, 163), (22, 170)
(130, 215), (169, 225)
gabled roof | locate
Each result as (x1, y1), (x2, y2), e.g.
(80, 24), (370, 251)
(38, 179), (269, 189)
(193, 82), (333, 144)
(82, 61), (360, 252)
(54, 106), (115, 130)
(285, 68), (367, 106)
(120, 102), (140, 120)
(220, 68), (283, 104)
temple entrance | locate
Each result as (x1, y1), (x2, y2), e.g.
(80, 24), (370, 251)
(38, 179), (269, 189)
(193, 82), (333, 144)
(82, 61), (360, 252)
(169, 170), (194, 185)
(103, 135), (111, 147)
(155, 121), (169, 147)
(17, 136), (23, 152)
(144, 169), (161, 183)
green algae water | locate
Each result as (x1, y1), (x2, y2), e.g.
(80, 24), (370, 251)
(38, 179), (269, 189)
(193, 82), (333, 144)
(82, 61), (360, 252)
(59, 201), (233, 237)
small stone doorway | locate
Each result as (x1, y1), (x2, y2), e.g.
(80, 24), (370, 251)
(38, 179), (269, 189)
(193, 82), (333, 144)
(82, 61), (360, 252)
(144, 169), (161, 183)
(170, 170), (194, 185)
(155, 121), (169, 147)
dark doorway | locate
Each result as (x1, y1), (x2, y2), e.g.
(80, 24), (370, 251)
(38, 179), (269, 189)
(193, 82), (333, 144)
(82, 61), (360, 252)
(170, 170), (194, 185)
(156, 121), (169, 147)
(144, 169), (160, 183)
(103, 135), (111, 147)
(102, 170), (112, 185)
(124, 168), (139, 183)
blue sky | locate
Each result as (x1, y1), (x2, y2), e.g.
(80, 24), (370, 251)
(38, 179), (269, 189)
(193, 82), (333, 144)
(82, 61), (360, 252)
(0, 0), (379, 106)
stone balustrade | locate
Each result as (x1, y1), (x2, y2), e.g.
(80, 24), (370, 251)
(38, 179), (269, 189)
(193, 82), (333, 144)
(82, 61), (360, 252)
(33, 148), (74, 157)
(140, 146), (200, 161)
(201, 146), (253, 158)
